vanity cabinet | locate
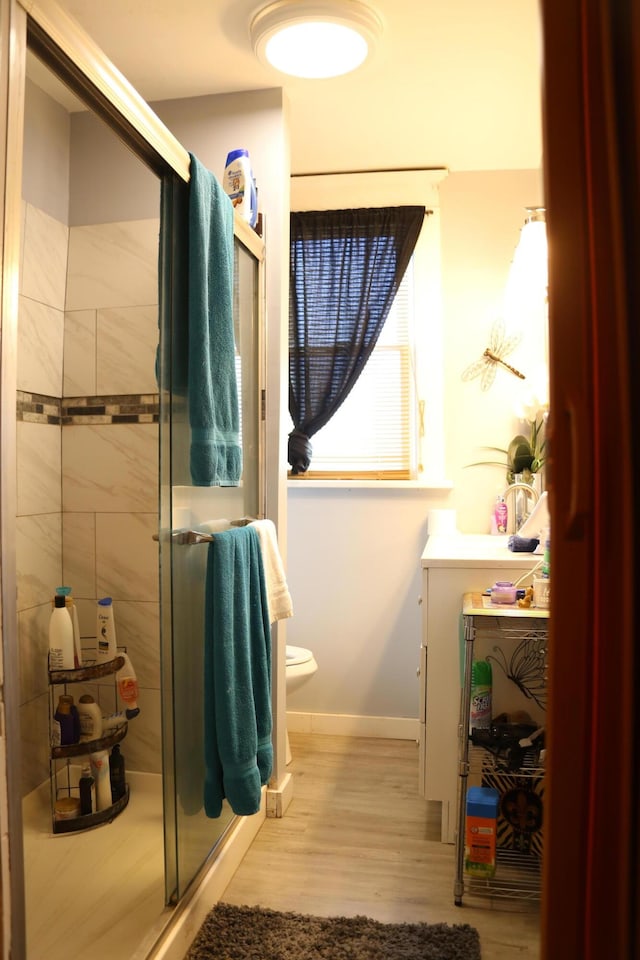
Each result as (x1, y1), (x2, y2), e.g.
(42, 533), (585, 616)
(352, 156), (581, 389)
(48, 655), (130, 833)
(419, 535), (540, 843)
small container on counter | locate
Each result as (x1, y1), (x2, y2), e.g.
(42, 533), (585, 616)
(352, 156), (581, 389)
(490, 580), (517, 604)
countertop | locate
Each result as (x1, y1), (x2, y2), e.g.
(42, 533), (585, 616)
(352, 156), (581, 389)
(421, 533), (543, 570)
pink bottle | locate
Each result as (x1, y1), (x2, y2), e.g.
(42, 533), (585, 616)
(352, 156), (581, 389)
(494, 496), (508, 534)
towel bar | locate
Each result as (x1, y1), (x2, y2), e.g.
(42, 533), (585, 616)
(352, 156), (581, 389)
(152, 517), (260, 545)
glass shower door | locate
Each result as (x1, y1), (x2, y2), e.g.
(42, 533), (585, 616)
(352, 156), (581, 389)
(159, 183), (265, 904)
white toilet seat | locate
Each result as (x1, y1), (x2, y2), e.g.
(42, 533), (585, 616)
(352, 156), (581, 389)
(286, 645), (313, 666)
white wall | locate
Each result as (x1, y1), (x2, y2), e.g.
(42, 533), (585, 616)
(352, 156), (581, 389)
(286, 167), (544, 730)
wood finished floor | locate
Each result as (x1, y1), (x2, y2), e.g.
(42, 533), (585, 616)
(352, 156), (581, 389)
(220, 733), (540, 960)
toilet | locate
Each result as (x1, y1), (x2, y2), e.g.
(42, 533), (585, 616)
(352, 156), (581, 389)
(285, 645), (318, 764)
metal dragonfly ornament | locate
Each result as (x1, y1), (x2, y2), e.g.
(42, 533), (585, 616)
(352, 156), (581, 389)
(462, 318), (526, 391)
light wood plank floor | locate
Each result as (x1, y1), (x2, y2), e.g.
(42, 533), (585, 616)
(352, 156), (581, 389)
(220, 733), (540, 959)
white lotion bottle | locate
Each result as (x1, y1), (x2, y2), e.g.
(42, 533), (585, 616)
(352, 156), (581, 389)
(48, 595), (75, 670)
(77, 694), (103, 742)
(89, 750), (112, 811)
(96, 597), (118, 662)
(55, 588), (82, 666)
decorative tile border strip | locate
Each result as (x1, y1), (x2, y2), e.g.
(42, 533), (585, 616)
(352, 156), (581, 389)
(17, 391), (61, 424)
(17, 392), (159, 425)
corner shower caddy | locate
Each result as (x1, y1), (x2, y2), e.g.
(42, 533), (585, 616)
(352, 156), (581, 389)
(48, 652), (129, 834)
(454, 592), (549, 906)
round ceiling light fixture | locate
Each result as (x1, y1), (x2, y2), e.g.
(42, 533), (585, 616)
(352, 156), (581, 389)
(250, 0), (383, 79)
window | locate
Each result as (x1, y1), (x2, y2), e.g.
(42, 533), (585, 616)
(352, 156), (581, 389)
(288, 169), (447, 485)
(299, 258), (416, 478)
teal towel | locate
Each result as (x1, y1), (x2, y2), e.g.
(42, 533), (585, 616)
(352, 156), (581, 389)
(188, 153), (242, 486)
(203, 526), (272, 817)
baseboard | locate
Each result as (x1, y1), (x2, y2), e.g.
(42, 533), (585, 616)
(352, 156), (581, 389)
(286, 711), (419, 741)
(139, 789), (267, 960)
(266, 770), (294, 818)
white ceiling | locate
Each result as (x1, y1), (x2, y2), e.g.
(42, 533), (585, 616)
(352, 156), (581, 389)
(37, 0), (544, 174)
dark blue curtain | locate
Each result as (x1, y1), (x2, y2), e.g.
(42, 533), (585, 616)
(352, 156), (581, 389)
(288, 205), (424, 474)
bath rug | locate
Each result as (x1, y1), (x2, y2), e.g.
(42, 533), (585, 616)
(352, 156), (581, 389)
(186, 902), (481, 960)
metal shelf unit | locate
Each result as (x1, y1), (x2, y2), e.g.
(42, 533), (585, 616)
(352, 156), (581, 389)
(454, 593), (549, 907)
(48, 650), (130, 834)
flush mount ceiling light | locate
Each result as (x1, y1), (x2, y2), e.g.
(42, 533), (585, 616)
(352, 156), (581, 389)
(250, 0), (383, 79)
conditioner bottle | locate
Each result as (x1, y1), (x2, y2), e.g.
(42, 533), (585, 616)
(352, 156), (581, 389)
(96, 597), (118, 662)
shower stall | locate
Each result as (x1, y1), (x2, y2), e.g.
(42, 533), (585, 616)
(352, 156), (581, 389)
(0, 2), (287, 958)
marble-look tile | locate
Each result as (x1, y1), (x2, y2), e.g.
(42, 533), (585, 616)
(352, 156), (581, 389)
(16, 513), (62, 611)
(17, 421), (61, 517)
(66, 219), (159, 311)
(62, 512), (96, 599)
(95, 512), (159, 602)
(62, 423), (158, 512)
(97, 304), (159, 395)
(21, 204), (68, 310)
(122, 687), (162, 774)
(108, 600), (160, 689)
(19, 694), (50, 796)
(63, 309), (96, 396)
(17, 296), (64, 395)
(76, 597), (98, 651)
(18, 603), (50, 705)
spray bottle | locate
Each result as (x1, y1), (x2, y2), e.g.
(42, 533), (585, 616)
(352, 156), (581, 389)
(469, 659), (492, 734)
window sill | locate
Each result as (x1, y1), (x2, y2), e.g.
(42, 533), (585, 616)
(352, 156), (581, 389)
(287, 477), (453, 491)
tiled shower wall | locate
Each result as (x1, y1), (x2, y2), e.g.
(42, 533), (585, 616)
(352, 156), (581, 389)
(17, 201), (163, 794)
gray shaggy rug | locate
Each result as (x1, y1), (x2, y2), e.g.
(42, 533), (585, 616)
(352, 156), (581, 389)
(186, 902), (481, 959)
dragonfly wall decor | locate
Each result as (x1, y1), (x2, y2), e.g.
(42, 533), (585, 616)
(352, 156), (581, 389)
(462, 318), (526, 391)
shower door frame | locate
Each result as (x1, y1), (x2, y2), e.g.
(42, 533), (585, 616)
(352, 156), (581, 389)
(159, 179), (267, 904)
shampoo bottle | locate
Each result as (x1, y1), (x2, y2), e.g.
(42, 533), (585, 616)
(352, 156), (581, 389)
(96, 597), (118, 663)
(223, 148), (258, 227)
(117, 652), (140, 719)
(89, 750), (112, 811)
(48, 595), (75, 670)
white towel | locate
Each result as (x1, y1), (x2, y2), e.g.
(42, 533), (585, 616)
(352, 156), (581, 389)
(250, 519), (293, 624)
